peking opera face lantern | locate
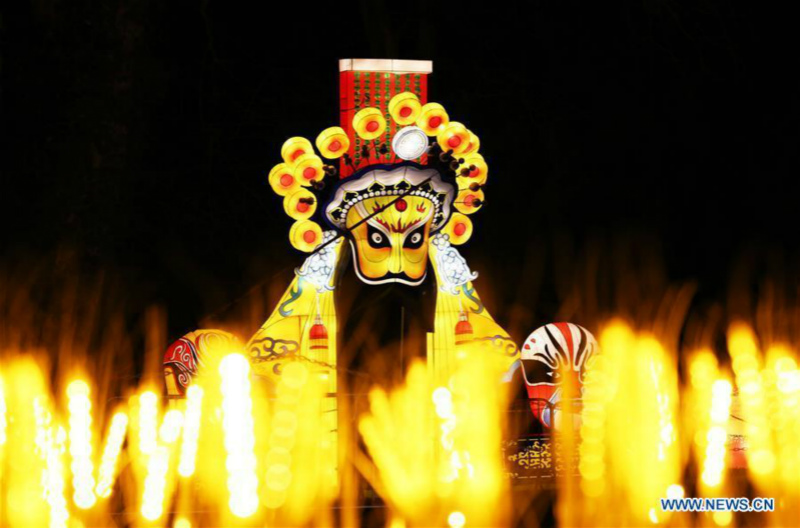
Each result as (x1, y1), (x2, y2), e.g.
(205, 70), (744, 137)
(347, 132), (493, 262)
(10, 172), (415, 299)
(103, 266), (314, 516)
(164, 60), (519, 418)
(519, 322), (599, 429)
(327, 164), (454, 286)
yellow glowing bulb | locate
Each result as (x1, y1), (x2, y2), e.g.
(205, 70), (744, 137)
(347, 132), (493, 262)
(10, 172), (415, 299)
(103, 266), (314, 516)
(666, 484), (684, 499)
(448, 511), (466, 527)
(159, 409), (184, 444)
(174, 517), (192, 528)
(713, 510), (732, 526)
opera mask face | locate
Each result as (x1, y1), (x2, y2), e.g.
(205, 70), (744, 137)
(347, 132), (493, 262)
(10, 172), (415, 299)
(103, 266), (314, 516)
(519, 322), (598, 429)
(325, 163), (455, 286)
(346, 195), (434, 285)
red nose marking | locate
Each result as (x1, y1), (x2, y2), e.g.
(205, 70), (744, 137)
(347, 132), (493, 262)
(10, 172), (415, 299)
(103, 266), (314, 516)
(291, 149), (305, 161)
(399, 106), (413, 118)
(303, 167), (317, 180)
(523, 343), (531, 350)
(366, 120), (380, 132)
(296, 202), (310, 213)
(302, 230), (317, 244)
(395, 198), (408, 212)
(447, 136), (462, 149)
(328, 140), (342, 152)
(279, 174), (294, 187)
(429, 116), (442, 128)
(453, 222), (467, 236)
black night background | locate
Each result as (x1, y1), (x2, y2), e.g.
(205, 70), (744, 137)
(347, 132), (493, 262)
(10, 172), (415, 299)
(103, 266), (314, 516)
(3, 1), (800, 365)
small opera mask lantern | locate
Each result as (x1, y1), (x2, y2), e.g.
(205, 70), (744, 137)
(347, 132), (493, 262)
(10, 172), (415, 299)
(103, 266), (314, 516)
(519, 322), (598, 429)
(163, 329), (241, 398)
(326, 163), (454, 286)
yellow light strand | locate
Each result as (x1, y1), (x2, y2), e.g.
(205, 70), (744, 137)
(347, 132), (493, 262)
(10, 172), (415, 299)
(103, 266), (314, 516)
(95, 412), (129, 499)
(701, 379), (732, 487)
(0, 374), (7, 445)
(728, 325), (775, 482)
(220, 353), (259, 518)
(67, 380), (96, 509)
(159, 409), (184, 444)
(34, 399), (70, 528)
(138, 391), (159, 456)
(141, 445), (170, 521)
(178, 385), (204, 477)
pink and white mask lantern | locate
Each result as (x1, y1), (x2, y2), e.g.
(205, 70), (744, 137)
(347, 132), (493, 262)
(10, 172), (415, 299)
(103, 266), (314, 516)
(519, 322), (599, 429)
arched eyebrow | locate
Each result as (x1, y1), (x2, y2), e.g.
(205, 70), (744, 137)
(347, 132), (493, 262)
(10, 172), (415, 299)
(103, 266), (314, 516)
(373, 216), (423, 234)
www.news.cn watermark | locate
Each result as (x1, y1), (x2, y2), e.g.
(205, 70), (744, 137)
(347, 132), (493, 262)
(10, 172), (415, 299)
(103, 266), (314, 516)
(661, 497), (775, 513)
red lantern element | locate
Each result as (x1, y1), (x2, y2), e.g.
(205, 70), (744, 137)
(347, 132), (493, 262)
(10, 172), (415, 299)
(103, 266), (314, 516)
(454, 311), (474, 346)
(309, 315), (329, 351)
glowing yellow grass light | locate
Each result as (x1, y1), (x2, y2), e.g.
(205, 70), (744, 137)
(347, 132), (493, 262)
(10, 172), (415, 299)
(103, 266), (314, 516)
(0, 374), (6, 445)
(67, 379), (96, 509)
(701, 379), (732, 487)
(178, 384), (204, 478)
(577, 322), (681, 526)
(95, 411), (128, 499)
(138, 390), (159, 456)
(35, 399), (70, 528)
(141, 445), (170, 521)
(159, 408), (184, 444)
(219, 353), (259, 518)
(768, 348), (800, 504)
(360, 358), (508, 527)
(728, 324), (775, 483)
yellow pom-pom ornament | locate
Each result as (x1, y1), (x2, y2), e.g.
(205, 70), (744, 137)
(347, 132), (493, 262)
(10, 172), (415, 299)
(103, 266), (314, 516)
(281, 137), (313, 164)
(292, 153), (324, 187)
(268, 163), (301, 196)
(315, 127), (350, 159)
(388, 92), (422, 126)
(289, 220), (323, 253)
(443, 213), (473, 245)
(455, 188), (484, 215)
(458, 153), (488, 186)
(283, 189), (317, 221)
(461, 130), (480, 155)
(353, 108), (387, 140)
(437, 121), (471, 155)
(416, 103), (449, 136)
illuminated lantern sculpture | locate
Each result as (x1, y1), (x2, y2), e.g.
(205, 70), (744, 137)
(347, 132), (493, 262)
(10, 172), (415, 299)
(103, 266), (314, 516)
(518, 323), (599, 429)
(164, 59), (519, 439)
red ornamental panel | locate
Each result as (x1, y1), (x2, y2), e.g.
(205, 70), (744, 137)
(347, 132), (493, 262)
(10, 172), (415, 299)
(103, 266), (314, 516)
(339, 59), (431, 177)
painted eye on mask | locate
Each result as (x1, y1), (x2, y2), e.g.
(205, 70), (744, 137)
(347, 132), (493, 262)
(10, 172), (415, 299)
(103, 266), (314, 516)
(403, 226), (426, 249)
(367, 223), (391, 249)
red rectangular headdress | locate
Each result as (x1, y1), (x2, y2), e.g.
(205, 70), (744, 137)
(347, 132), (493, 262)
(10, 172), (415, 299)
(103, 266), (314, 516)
(338, 59), (432, 177)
